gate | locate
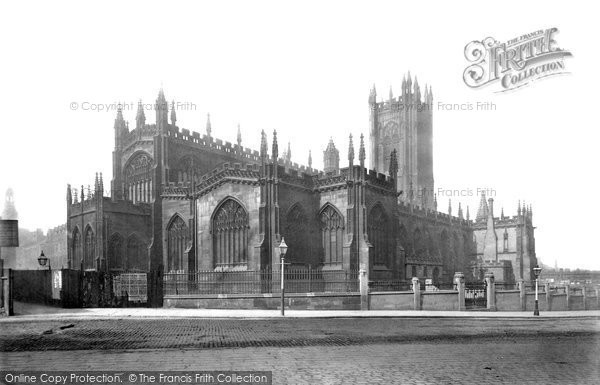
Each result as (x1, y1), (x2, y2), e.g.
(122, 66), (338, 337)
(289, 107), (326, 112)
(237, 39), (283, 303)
(113, 273), (148, 304)
(465, 282), (487, 309)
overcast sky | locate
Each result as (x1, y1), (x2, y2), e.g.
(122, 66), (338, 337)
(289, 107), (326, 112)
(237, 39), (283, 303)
(1, 1), (598, 269)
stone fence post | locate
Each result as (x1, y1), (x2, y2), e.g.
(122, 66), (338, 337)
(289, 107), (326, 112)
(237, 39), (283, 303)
(565, 283), (571, 310)
(582, 287), (587, 310)
(545, 282), (551, 311)
(412, 277), (421, 311)
(518, 279), (525, 311)
(359, 269), (369, 310)
(454, 272), (465, 311)
(485, 272), (496, 311)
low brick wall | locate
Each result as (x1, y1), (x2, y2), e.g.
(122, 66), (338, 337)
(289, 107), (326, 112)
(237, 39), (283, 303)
(586, 295), (599, 310)
(421, 291), (459, 311)
(369, 292), (414, 310)
(524, 292), (548, 311)
(570, 295), (584, 310)
(550, 294), (568, 311)
(164, 292), (361, 310)
(495, 290), (520, 311)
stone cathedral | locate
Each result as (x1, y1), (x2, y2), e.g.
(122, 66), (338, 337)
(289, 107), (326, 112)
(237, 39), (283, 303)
(65, 75), (538, 285)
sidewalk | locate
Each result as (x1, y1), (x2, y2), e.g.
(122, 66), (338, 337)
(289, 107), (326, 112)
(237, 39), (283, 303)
(2, 302), (599, 322)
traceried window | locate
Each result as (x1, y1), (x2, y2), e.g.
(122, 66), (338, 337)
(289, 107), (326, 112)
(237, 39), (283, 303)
(320, 204), (344, 265)
(212, 199), (249, 268)
(368, 204), (390, 266)
(83, 226), (95, 270)
(503, 231), (509, 252)
(167, 216), (189, 272)
(124, 152), (153, 204)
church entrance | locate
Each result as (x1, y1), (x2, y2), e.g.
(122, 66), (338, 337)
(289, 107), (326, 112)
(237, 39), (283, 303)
(465, 282), (487, 310)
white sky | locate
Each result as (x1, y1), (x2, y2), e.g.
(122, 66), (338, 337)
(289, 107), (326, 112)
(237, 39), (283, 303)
(1, 1), (598, 269)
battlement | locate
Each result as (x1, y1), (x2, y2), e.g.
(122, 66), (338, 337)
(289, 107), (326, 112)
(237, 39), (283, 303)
(397, 200), (472, 227)
(166, 125), (262, 162)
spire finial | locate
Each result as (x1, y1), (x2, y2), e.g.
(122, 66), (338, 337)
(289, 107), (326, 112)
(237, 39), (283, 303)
(260, 129), (268, 160)
(389, 86), (393, 101)
(476, 191), (488, 221)
(170, 100), (177, 126)
(135, 100), (145, 129)
(308, 150), (312, 169)
(448, 198), (452, 216)
(272, 130), (278, 160)
(501, 207), (505, 220)
(359, 133), (365, 165)
(237, 124), (242, 147)
(458, 202), (463, 219)
(285, 141), (291, 163)
(348, 134), (354, 165)
(466, 205), (470, 221)
(206, 113), (212, 138)
(433, 193), (438, 211)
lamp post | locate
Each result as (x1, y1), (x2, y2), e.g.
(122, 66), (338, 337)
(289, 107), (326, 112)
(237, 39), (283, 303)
(533, 265), (542, 316)
(38, 250), (51, 271)
(279, 237), (288, 316)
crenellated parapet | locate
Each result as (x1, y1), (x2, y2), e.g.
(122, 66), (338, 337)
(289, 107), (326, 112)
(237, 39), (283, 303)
(166, 125), (262, 163)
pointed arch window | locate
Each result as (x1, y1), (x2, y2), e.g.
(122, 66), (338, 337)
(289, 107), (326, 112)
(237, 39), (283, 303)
(124, 152), (153, 204)
(368, 205), (390, 266)
(108, 233), (124, 271)
(167, 216), (189, 272)
(320, 205), (344, 265)
(503, 230), (509, 252)
(83, 226), (95, 270)
(71, 228), (82, 268)
(127, 234), (145, 271)
(283, 204), (309, 264)
(212, 199), (249, 268)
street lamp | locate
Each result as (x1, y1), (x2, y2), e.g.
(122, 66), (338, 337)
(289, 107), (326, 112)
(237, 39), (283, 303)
(279, 237), (288, 316)
(38, 250), (51, 270)
(533, 265), (542, 316)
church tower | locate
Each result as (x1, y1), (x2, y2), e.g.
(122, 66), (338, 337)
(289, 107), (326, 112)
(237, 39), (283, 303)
(369, 74), (434, 209)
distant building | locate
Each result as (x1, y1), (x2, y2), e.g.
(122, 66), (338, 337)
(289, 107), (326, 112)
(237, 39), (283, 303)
(472, 193), (537, 283)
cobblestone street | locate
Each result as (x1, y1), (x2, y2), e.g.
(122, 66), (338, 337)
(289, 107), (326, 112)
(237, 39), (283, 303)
(1, 317), (599, 384)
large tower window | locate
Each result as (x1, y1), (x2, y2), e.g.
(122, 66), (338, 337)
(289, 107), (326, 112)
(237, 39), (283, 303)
(124, 152), (153, 204)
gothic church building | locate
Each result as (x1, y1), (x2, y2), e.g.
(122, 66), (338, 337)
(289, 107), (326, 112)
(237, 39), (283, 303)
(66, 77), (537, 285)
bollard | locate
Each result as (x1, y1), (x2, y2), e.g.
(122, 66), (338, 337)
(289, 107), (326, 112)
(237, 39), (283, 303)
(545, 282), (551, 311)
(412, 277), (421, 311)
(518, 279), (525, 311)
(485, 272), (496, 311)
(454, 272), (465, 311)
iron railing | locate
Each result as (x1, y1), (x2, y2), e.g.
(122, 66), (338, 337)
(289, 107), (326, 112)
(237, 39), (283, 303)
(163, 268), (359, 295)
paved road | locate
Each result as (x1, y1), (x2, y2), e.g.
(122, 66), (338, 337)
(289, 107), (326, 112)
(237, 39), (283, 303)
(1, 317), (599, 384)
(2, 338), (599, 384)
